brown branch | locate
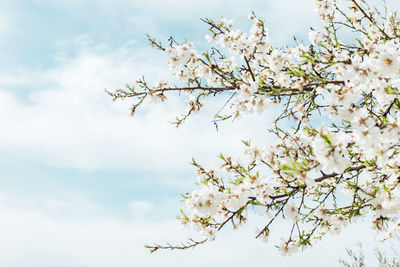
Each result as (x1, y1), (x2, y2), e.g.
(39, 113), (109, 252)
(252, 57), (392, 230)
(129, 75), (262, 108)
(350, 0), (390, 39)
(244, 56), (256, 82)
(382, 98), (397, 118)
(139, 86), (237, 96)
(255, 196), (291, 239)
(218, 204), (248, 230)
(145, 238), (208, 253)
(314, 165), (365, 182)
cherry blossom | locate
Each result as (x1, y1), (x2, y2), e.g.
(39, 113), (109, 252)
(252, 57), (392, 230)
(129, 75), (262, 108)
(109, 0), (400, 255)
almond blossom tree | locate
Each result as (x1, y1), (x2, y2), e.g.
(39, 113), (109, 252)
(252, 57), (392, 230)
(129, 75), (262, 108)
(108, 0), (400, 255)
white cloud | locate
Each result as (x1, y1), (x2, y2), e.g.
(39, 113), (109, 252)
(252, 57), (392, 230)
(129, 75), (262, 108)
(0, 191), (390, 267)
(129, 200), (153, 220)
(0, 41), (273, 173)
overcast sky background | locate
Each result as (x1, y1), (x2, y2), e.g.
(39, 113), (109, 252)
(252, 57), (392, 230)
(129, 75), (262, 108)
(1, 0), (400, 266)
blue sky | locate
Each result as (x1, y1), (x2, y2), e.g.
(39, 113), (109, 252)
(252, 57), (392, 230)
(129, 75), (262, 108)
(1, 0), (399, 266)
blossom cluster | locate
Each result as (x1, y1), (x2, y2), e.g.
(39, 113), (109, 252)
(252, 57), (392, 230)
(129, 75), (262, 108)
(110, 0), (400, 255)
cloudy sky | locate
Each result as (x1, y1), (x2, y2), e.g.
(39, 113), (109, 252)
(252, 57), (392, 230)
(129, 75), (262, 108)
(1, 0), (399, 266)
